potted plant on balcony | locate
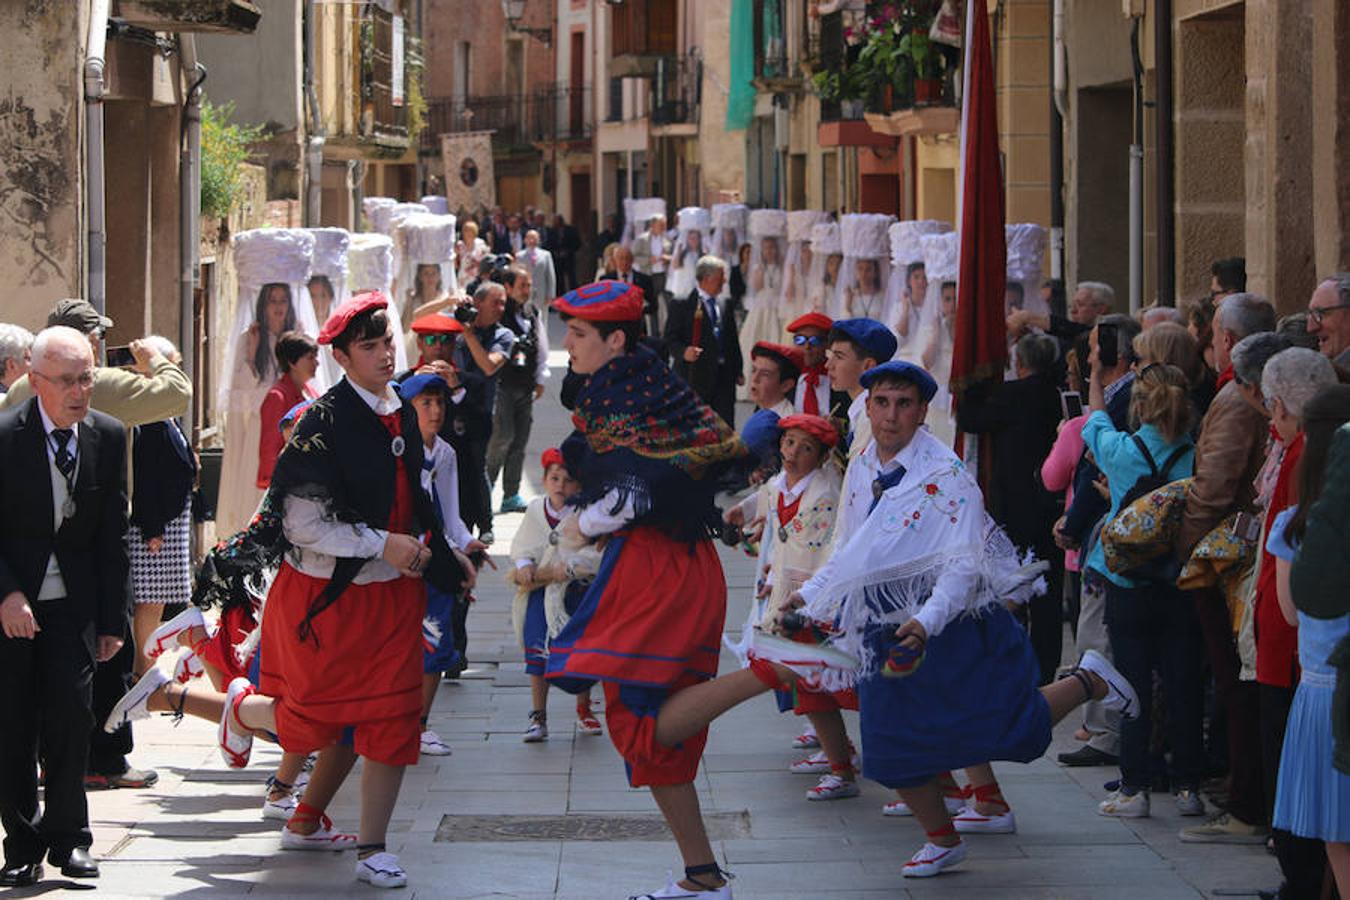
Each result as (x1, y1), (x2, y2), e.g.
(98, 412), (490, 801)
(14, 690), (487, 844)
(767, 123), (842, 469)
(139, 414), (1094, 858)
(902, 28), (944, 105)
(810, 62), (867, 119)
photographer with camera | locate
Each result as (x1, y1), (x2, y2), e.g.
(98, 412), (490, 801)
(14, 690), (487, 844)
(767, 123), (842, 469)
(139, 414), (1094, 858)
(452, 281), (516, 544)
(487, 266), (550, 514)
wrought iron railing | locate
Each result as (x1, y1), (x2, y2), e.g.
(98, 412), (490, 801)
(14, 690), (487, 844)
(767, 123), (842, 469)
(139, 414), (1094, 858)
(423, 84), (593, 149)
(650, 56), (700, 126)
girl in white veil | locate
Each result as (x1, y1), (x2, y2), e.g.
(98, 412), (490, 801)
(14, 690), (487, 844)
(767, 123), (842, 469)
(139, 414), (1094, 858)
(836, 214), (894, 323)
(348, 232), (412, 371)
(885, 220), (951, 357)
(711, 203), (748, 304)
(806, 222), (845, 316)
(305, 227), (350, 388)
(217, 228), (321, 536)
(398, 213), (459, 321)
(668, 207), (711, 299)
(737, 209), (788, 399)
(782, 210), (830, 322)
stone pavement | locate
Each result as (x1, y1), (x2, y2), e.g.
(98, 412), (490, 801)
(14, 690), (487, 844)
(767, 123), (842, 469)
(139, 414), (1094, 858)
(35, 320), (1281, 898)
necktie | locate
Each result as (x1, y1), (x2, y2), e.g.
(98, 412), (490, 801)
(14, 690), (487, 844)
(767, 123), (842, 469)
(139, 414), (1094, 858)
(802, 367), (823, 416)
(867, 464), (906, 515)
(704, 295), (720, 338)
(50, 428), (76, 479)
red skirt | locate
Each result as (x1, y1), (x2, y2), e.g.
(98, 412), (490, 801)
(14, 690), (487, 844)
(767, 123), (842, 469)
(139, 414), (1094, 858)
(259, 563), (425, 758)
(546, 527), (726, 689)
(199, 603), (259, 684)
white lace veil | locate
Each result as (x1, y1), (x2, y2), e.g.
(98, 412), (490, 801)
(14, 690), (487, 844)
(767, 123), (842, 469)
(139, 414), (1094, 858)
(784, 211), (830, 320)
(836, 214), (895, 322)
(807, 222), (844, 316)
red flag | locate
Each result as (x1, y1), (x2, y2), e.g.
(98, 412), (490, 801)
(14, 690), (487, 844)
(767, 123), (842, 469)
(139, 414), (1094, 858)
(949, 0), (1006, 461)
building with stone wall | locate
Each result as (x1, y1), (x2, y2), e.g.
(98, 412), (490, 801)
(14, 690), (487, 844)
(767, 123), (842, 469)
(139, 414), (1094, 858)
(1061, 0), (1349, 314)
(0, 0), (258, 431)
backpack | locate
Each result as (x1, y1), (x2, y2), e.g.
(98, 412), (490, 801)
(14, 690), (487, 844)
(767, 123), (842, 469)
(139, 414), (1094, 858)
(1109, 434), (1191, 582)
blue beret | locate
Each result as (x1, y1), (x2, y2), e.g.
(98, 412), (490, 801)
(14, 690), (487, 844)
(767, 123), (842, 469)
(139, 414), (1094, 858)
(740, 408), (784, 461)
(395, 372), (450, 401)
(831, 318), (897, 363)
(859, 360), (939, 402)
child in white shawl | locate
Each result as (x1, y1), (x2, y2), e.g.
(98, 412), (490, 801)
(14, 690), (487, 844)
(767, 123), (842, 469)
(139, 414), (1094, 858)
(508, 448), (603, 742)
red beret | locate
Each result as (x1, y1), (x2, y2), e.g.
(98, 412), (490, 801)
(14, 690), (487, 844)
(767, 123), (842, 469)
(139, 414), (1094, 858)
(540, 447), (565, 472)
(410, 312), (464, 335)
(751, 341), (806, 374)
(777, 414), (840, 448)
(786, 312), (833, 333)
(318, 290), (389, 345)
(552, 280), (644, 322)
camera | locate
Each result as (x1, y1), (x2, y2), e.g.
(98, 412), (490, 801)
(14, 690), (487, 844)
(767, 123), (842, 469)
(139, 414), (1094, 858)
(452, 301), (478, 326)
(510, 329), (538, 369)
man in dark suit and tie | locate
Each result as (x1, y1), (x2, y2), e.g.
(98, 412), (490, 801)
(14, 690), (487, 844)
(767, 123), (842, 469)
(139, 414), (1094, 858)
(664, 256), (743, 428)
(0, 326), (130, 885)
(603, 246), (661, 353)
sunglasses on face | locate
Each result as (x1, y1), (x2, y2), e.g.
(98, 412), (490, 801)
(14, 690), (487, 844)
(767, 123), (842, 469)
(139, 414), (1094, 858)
(793, 334), (825, 347)
(420, 334), (457, 345)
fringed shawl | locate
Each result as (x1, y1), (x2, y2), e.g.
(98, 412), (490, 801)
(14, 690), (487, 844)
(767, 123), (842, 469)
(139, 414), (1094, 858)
(803, 430), (1046, 688)
(566, 346), (747, 540)
(192, 379), (461, 644)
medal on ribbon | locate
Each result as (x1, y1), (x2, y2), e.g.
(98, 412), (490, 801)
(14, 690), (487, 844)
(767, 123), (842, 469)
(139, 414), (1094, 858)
(391, 435), (406, 457)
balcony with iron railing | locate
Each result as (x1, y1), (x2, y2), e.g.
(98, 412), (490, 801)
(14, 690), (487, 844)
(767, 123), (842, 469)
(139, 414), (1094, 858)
(650, 56), (701, 129)
(360, 7), (410, 150)
(423, 84), (593, 152)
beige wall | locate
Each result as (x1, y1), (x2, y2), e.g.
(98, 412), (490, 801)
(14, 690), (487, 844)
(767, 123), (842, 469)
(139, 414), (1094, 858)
(696, 0), (745, 204)
(1244, 0), (1315, 311)
(0, 3), (86, 330)
(1311, 0), (1350, 278)
(997, 0), (1052, 227)
(1174, 11), (1245, 303)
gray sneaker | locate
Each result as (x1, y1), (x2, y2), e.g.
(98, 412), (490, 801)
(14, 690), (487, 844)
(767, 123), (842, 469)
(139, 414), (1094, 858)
(1174, 789), (1205, 817)
(1179, 812), (1268, 844)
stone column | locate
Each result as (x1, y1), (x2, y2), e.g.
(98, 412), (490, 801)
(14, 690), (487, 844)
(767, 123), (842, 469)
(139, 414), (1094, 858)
(1244, 0), (1315, 312)
(1311, 0), (1350, 278)
(1174, 12), (1245, 301)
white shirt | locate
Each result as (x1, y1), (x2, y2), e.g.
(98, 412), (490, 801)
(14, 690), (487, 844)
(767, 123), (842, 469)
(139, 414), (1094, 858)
(649, 234), (667, 273)
(422, 436), (475, 551)
(793, 369), (831, 414)
(765, 397), (795, 418)
(799, 435), (921, 610)
(846, 390), (872, 459)
(36, 401), (80, 601)
(281, 377), (409, 584)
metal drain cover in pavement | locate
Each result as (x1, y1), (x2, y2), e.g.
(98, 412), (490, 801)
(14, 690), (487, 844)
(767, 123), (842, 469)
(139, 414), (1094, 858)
(434, 812), (751, 842)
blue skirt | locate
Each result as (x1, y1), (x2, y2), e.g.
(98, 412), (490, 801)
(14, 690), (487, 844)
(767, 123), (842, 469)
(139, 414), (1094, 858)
(1274, 668), (1350, 841)
(858, 605), (1051, 789)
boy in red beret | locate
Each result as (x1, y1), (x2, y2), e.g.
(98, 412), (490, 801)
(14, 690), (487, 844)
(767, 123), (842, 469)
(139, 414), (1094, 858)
(205, 293), (467, 889)
(786, 312), (845, 417)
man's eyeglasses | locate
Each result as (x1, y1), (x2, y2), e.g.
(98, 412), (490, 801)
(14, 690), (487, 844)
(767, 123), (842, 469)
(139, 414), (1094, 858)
(419, 333), (457, 345)
(1309, 303), (1350, 325)
(793, 334), (825, 347)
(32, 369), (95, 391)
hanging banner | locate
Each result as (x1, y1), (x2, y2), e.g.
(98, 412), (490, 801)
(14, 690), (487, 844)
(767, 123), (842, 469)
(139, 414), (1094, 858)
(392, 15), (405, 107)
(441, 131), (497, 214)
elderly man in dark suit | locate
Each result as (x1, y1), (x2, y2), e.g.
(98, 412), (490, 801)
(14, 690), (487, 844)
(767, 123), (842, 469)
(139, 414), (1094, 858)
(664, 256), (743, 428)
(0, 326), (130, 885)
